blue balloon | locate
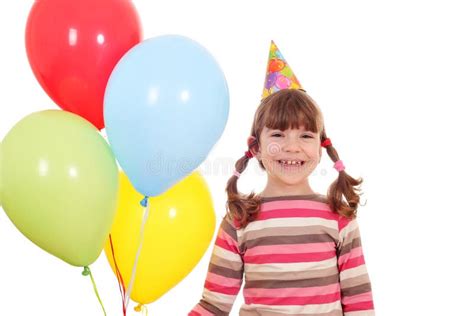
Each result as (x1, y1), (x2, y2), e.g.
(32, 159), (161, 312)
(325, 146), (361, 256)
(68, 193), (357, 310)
(104, 35), (229, 197)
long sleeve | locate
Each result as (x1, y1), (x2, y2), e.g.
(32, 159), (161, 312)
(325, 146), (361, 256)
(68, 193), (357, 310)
(189, 215), (244, 316)
(337, 216), (375, 315)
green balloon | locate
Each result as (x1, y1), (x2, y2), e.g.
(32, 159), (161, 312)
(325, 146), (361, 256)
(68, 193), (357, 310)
(1, 141), (3, 208)
(1, 110), (118, 266)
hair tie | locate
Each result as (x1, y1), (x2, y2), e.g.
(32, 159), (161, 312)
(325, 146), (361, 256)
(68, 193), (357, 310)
(321, 138), (332, 148)
(245, 150), (253, 158)
(233, 170), (241, 178)
(334, 160), (345, 172)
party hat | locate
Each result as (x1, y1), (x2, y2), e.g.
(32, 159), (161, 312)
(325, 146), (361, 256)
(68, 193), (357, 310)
(262, 40), (302, 99)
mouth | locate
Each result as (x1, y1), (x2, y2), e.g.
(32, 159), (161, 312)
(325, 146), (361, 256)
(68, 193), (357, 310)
(277, 160), (306, 168)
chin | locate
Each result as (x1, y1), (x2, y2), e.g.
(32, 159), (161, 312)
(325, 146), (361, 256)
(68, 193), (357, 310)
(274, 174), (307, 184)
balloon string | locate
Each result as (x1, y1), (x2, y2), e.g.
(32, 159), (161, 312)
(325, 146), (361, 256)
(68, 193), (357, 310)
(82, 266), (107, 316)
(125, 197), (150, 309)
(109, 234), (127, 316)
(109, 234), (126, 312)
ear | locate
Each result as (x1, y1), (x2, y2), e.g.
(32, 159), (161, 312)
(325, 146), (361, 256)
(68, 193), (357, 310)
(247, 136), (260, 157)
(317, 138), (323, 163)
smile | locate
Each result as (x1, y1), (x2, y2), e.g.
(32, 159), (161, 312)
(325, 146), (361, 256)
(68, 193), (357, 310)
(277, 160), (305, 167)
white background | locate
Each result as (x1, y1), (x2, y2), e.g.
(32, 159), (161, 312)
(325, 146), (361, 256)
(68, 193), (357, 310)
(1, 0), (474, 315)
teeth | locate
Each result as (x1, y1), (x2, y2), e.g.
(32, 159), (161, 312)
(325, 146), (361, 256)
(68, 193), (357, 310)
(279, 160), (303, 165)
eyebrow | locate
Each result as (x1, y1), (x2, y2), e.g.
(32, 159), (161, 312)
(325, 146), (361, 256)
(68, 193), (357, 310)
(267, 129), (283, 133)
(267, 129), (315, 133)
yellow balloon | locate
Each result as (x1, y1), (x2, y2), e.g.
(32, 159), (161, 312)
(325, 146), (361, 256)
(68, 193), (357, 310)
(104, 171), (216, 304)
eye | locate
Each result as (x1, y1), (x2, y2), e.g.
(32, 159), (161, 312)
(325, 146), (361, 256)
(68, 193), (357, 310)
(302, 134), (314, 138)
(271, 133), (283, 137)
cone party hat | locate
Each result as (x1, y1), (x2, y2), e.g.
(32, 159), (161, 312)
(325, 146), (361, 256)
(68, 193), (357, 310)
(262, 40), (302, 99)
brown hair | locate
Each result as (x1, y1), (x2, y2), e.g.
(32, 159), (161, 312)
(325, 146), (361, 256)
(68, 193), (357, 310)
(225, 89), (363, 228)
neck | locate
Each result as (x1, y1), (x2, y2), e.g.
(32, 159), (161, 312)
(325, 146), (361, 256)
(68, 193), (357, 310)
(260, 177), (316, 197)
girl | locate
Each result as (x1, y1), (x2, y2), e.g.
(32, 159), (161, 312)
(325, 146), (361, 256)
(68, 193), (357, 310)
(189, 42), (375, 316)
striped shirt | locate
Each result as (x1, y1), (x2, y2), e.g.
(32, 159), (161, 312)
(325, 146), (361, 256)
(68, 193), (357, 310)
(189, 194), (375, 315)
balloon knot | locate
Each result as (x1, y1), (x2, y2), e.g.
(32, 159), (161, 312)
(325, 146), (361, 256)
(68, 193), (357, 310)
(140, 196), (149, 207)
(134, 304), (143, 312)
(82, 266), (91, 276)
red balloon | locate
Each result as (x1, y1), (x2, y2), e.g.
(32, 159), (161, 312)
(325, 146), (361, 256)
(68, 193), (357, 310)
(25, 0), (142, 130)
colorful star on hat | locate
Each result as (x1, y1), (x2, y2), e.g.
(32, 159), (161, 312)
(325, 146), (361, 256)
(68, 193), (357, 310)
(262, 40), (302, 99)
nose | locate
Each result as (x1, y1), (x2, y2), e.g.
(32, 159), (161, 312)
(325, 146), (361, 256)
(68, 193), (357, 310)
(282, 136), (301, 152)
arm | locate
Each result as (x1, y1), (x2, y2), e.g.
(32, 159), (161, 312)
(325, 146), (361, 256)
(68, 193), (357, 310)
(189, 216), (244, 316)
(337, 216), (375, 315)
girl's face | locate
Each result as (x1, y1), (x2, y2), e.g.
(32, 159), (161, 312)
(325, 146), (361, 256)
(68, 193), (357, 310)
(248, 125), (322, 186)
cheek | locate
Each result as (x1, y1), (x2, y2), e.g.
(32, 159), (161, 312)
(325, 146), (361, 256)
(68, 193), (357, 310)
(307, 146), (321, 159)
(260, 140), (282, 157)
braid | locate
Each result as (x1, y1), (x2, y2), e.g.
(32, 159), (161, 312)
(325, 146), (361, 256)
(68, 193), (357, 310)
(225, 138), (262, 228)
(321, 129), (364, 219)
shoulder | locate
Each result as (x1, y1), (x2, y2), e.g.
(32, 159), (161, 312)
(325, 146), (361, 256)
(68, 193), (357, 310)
(223, 213), (241, 230)
(337, 214), (359, 234)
